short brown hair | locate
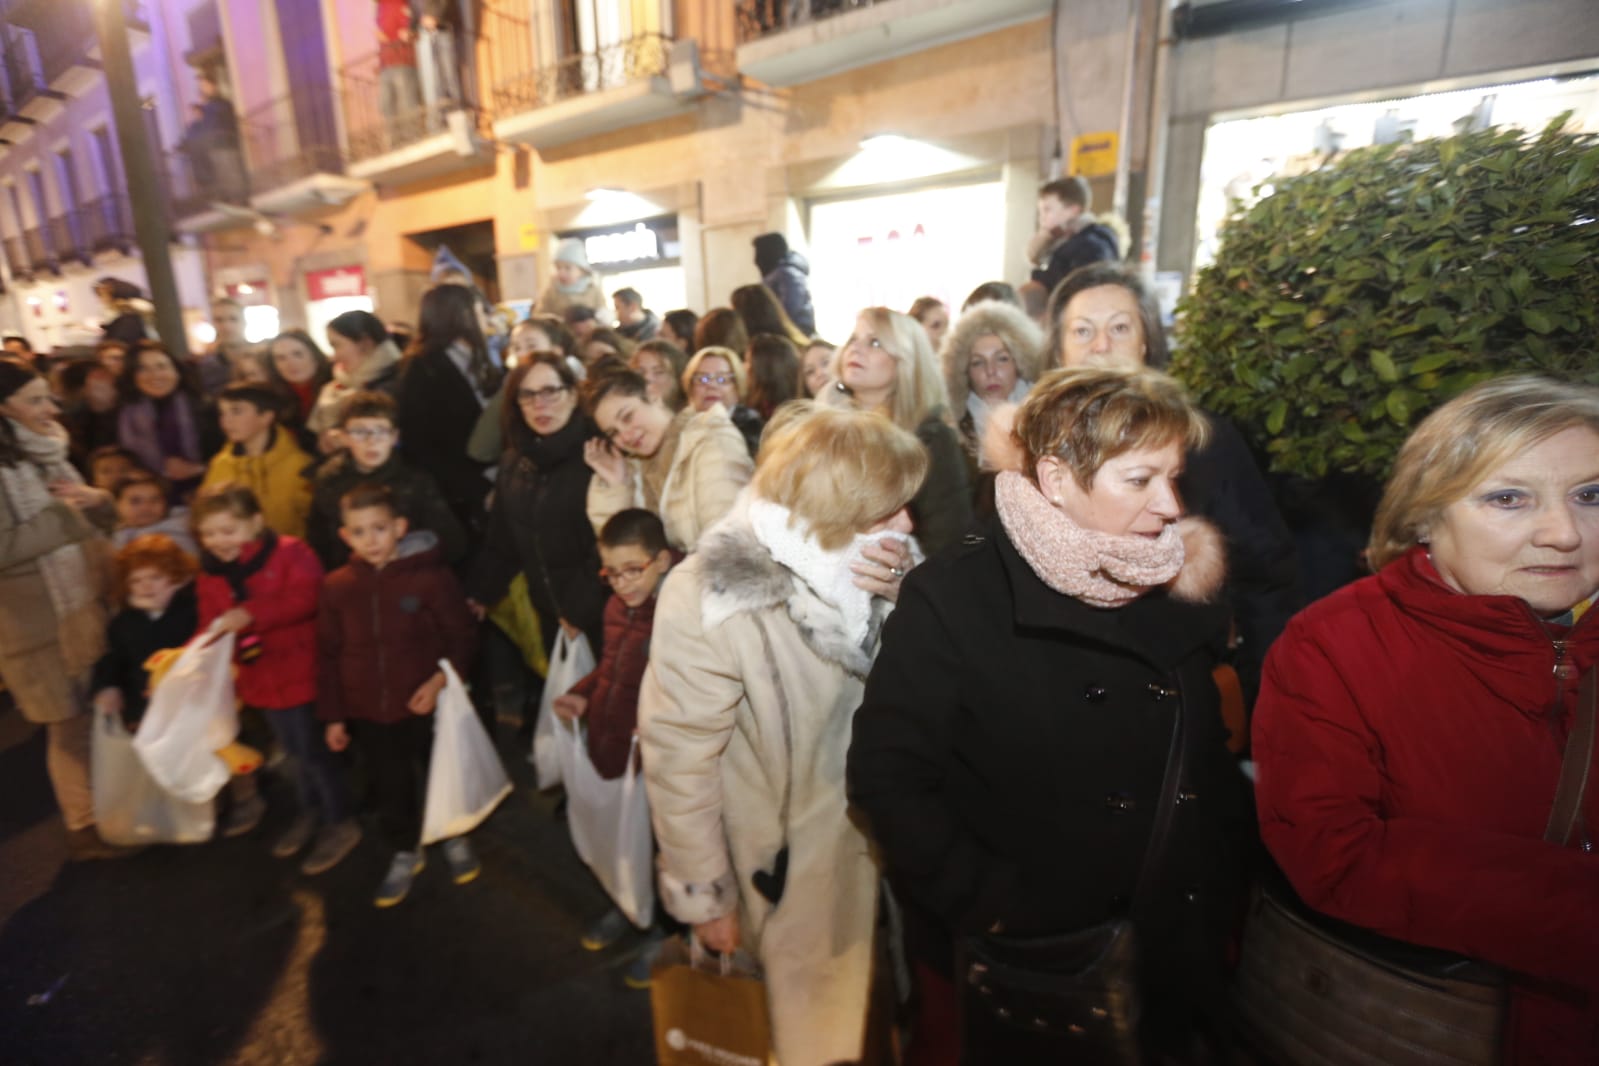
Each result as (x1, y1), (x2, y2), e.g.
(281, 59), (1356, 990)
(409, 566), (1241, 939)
(1039, 176), (1091, 211)
(1012, 367), (1208, 490)
(500, 353), (579, 438)
(340, 481), (400, 521)
(1368, 374), (1599, 570)
(116, 533), (196, 601)
(338, 390), (398, 427)
(191, 482), (262, 524)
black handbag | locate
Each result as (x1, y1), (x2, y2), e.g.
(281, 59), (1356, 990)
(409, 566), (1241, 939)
(956, 690), (1188, 1066)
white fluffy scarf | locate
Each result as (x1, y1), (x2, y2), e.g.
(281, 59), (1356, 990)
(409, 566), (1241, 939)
(965, 378), (1031, 454)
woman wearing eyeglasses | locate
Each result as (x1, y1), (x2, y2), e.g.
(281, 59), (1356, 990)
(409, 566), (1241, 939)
(468, 354), (609, 657)
(582, 366), (753, 554)
(682, 345), (764, 458)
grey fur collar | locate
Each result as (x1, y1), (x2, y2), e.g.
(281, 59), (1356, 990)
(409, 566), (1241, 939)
(696, 505), (888, 678)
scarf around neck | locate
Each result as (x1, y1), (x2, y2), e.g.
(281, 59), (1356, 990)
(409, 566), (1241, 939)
(202, 528), (279, 604)
(994, 470), (1184, 608)
(965, 379), (1031, 446)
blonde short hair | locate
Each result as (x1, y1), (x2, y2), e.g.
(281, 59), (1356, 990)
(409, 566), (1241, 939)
(1013, 366), (1208, 489)
(832, 307), (951, 433)
(1369, 374), (1599, 570)
(752, 402), (929, 551)
(682, 346), (747, 403)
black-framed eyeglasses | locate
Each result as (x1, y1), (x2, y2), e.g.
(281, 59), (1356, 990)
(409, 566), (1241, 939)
(517, 385), (570, 406)
(598, 564), (651, 585)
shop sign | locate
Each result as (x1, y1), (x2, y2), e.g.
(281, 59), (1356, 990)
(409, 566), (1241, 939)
(1070, 131), (1119, 178)
(558, 216), (680, 272)
(305, 266), (367, 302)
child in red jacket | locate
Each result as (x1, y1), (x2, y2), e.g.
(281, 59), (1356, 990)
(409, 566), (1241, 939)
(553, 508), (674, 985)
(195, 483), (359, 874)
(319, 482), (478, 907)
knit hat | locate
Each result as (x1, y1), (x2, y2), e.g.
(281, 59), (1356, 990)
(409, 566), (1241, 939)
(554, 238), (592, 274)
(753, 232), (788, 275)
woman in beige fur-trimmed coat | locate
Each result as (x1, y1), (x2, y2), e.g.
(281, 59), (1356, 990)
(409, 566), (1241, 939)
(639, 404), (926, 1066)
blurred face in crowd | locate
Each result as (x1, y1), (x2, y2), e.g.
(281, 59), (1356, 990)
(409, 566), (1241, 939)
(1038, 440), (1185, 538)
(340, 504), (408, 570)
(659, 320), (685, 349)
(134, 349), (180, 399)
(689, 354), (738, 413)
(517, 362), (577, 437)
(91, 452), (138, 491)
(841, 314), (898, 408)
(1038, 193), (1078, 234)
(126, 566), (183, 613)
(97, 344), (127, 376)
(1426, 427), (1599, 617)
(801, 343), (833, 397)
(613, 296), (640, 325)
(198, 509), (264, 563)
(271, 337), (319, 385)
(553, 261), (585, 288)
(343, 417), (398, 472)
(584, 336), (621, 365)
(632, 349), (678, 405)
(1058, 285), (1147, 369)
(326, 327), (372, 372)
(84, 368), (119, 413)
(599, 542), (670, 609)
(916, 304), (949, 352)
(0, 376), (58, 435)
(593, 391), (672, 459)
(3, 337), (29, 357)
(967, 333), (1018, 403)
(212, 303), (246, 347)
(219, 399), (275, 448)
(116, 482), (168, 529)
(508, 323), (553, 365)
(569, 316), (597, 344)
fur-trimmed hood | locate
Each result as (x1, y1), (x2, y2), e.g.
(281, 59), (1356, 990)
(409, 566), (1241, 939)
(693, 494), (891, 678)
(940, 300), (1046, 411)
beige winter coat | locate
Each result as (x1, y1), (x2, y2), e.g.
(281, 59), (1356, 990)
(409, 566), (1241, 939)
(586, 404), (752, 553)
(640, 496), (887, 1066)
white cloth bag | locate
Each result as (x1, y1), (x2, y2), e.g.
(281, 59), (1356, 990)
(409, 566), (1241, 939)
(557, 720), (655, 928)
(93, 714), (216, 845)
(531, 629), (595, 789)
(421, 659), (512, 845)
(132, 630), (239, 804)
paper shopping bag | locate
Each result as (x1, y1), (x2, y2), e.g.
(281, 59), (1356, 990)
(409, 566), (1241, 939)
(651, 937), (773, 1066)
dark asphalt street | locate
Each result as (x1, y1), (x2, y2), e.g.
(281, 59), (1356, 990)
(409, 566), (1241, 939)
(0, 700), (657, 1066)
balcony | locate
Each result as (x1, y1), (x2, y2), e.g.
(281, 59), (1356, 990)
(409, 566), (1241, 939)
(21, 223), (55, 274)
(734, 0), (1052, 86)
(0, 0), (146, 104)
(2, 235), (28, 280)
(80, 193), (135, 254)
(490, 27), (699, 150)
(240, 87), (367, 216)
(340, 47), (492, 188)
(166, 146), (256, 235)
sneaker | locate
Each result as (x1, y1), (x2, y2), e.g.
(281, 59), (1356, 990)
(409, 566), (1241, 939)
(270, 813), (317, 859)
(623, 936), (664, 990)
(581, 907), (631, 952)
(300, 819), (362, 876)
(222, 793), (266, 838)
(67, 826), (145, 861)
(441, 836), (481, 885)
(374, 850), (425, 908)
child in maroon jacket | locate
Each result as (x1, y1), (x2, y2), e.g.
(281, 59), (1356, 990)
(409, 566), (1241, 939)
(319, 482), (477, 907)
(194, 483), (359, 874)
(553, 508), (674, 984)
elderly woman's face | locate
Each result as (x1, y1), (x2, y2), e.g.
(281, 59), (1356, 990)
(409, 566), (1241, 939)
(1426, 427), (1599, 616)
(689, 355), (738, 412)
(1041, 440), (1185, 537)
(1059, 285), (1146, 369)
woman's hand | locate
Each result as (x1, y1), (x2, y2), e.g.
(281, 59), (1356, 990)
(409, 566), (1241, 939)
(583, 438), (627, 487)
(552, 693), (587, 722)
(214, 607), (254, 634)
(558, 617), (581, 640)
(851, 538), (915, 603)
(695, 913), (741, 954)
(49, 481), (107, 512)
(162, 456), (205, 481)
(466, 598), (488, 621)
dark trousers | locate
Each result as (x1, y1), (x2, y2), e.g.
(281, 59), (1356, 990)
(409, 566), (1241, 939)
(264, 703), (350, 824)
(350, 716), (433, 852)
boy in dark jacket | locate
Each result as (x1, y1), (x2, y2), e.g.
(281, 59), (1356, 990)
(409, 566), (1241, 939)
(307, 390), (467, 570)
(91, 534), (200, 730)
(552, 508), (674, 984)
(1028, 176), (1121, 296)
(319, 482), (478, 907)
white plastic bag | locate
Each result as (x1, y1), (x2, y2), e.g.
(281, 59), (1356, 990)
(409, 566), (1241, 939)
(531, 629), (595, 789)
(557, 721), (655, 928)
(421, 659), (512, 844)
(132, 630), (239, 804)
(93, 714), (216, 845)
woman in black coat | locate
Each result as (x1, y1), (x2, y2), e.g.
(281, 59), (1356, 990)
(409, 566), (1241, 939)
(848, 367), (1252, 1064)
(467, 354), (608, 657)
(396, 284), (502, 536)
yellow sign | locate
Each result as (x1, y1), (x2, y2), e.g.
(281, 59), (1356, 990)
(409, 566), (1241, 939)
(1070, 131), (1120, 178)
(518, 223), (541, 252)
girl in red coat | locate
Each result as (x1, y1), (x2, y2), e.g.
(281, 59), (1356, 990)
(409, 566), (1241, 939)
(195, 483), (360, 874)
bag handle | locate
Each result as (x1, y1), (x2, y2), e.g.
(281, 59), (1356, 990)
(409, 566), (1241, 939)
(1544, 667), (1596, 847)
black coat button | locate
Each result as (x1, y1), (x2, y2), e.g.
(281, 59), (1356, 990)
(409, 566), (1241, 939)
(1105, 792), (1136, 812)
(1084, 684), (1108, 703)
(1147, 683), (1176, 700)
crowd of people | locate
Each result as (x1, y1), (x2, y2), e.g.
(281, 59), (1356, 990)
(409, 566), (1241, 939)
(0, 176), (1594, 1066)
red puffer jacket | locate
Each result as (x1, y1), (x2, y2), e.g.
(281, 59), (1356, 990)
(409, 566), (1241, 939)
(1254, 546), (1599, 1065)
(197, 535), (323, 710)
(568, 591), (655, 779)
(316, 535), (477, 725)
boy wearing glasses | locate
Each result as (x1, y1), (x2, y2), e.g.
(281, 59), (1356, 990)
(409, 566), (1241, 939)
(553, 508), (677, 985)
(307, 390), (467, 569)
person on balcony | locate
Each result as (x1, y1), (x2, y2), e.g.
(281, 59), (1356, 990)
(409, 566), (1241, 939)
(179, 74), (246, 204)
(376, 0), (422, 148)
(417, 0), (462, 134)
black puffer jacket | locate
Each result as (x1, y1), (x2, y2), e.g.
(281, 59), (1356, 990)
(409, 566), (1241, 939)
(1031, 222), (1121, 295)
(307, 450), (468, 571)
(467, 413), (608, 654)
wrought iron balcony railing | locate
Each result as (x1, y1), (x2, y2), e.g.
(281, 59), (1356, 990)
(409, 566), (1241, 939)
(240, 87), (345, 193)
(734, 0), (887, 44)
(1, 235), (27, 279)
(492, 31), (673, 115)
(79, 193), (135, 253)
(339, 44), (484, 165)
(21, 223), (54, 273)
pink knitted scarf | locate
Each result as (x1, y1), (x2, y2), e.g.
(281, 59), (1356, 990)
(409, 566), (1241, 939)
(994, 470), (1185, 608)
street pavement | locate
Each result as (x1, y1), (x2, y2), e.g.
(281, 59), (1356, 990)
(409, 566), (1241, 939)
(0, 700), (658, 1065)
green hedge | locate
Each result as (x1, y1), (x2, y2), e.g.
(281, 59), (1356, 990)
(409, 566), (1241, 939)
(1171, 114), (1599, 479)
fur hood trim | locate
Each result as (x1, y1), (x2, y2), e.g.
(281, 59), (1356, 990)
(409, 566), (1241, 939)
(940, 301), (1045, 411)
(1171, 517), (1226, 603)
(694, 493), (888, 677)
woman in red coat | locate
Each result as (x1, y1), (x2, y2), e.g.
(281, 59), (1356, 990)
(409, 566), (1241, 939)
(1254, 374), (1599, 1064)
